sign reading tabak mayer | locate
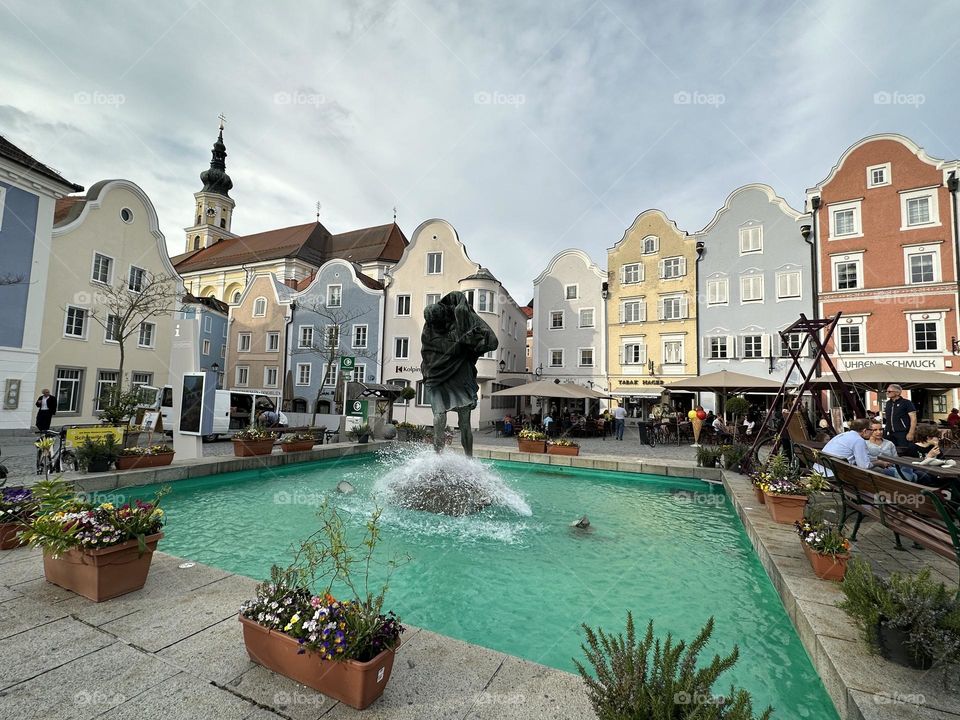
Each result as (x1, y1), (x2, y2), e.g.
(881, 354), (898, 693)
(836, 355), (946, 371)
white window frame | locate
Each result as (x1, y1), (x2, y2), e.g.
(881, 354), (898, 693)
(90, 252), (114, 285)
(415, 381), (430, 406)
(235, 366), (250, 387)
(830, 252), (864, 291)
(389, 378), (411, 405)
(903, 244), (941, 285)
(642, 235), (659, 254)
(264, 366), (279, 388)
(237, 332), (252, 352)
(900, 187), (940, 230)
(296, 363), (312, 386)
(739, 274), (764, 303)
(352, 324), (368, 349)
(298, 325), (314, 349)
(662, 337), (684, 366)
(55, 367), (83, 414)
(740, 334), (764, 360)
(426, 252), (443, 274)
(202, 339), (211, 356)
(706, 277), (728, 305)
(220, 345), (225, 358)
(94, 371), (120, 412)
(658, 294), (687, 320)
(707, 335), (731, 360)
(565, 284), (579, 300)
(394, 336), (409, 360)
(137, 322), (156, 348)
(321, 364), (339, 387)
(266, 331), (280, 352)
(103, 314), (121, 344)
(476, 289), (495, 314)
(327, 284), (342, 308)
(549, 348), (564, 368)
(63, 305), (88, 340)
(866, 162), (891, 188)
(836, 316), (867, 355)
(620, 298), (645, 323)
(659, 256), (686, 279)
(578, 347), (594, 367)
(828, 199), (863, 239)
(906, 311), (944, 354)
(252, 297), (267, 317)
(578, 308), (595, 328)
(622, 341), (647, 366)
(550, 311), (564, 329)
(776, 270), (802, 300)
(425, 293), (441, 306)
(738, 224), (763, 254)
(350, 363), (367, 383)
(621, 263), (643, 284)
(396, 294), (411, 317)
(203, 315), (212, 333)
(127, 265), (146, 293)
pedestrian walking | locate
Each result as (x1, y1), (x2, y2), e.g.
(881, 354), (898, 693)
(35, 389), (57, 432)
(612, 405), (627, 441)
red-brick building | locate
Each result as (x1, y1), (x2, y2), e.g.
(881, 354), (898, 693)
(807, 134), (960, 418)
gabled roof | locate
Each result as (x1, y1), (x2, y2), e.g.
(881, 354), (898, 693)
(0, 135), (83, 192)
(172, 221), (407, 274)
(182, 293), (229, 314)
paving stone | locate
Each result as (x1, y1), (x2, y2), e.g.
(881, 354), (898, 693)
(0, 617), (112, 689)
(0, 555), (45, 587)
(228, 664), (335, 720)
(97, 671), (258, 720)
(0, 641), (180, 720)
(157, 615), (255, 684)
(0, 545), (38, 566)
(0, 595), (69, 640)
(463, 655), (591, 720)
(849, 688), (960, 719)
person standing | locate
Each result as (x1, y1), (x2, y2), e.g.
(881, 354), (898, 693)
(612, 404), (627, 441)
(883, 384), (917, 450)
(35, 389), (57, 432)
(946, 408), (960, 427)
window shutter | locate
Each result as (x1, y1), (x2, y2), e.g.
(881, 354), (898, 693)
(702, 337), (710, 358)
(657, 299), (665, 320)
(761, 334), (771, 358)
(639, 302), (646, 321)
(679, 256), (687, 276)
(620, 266), (626, 284)
(639, 263), (645, 282)
(680, 296), (688, 318)
(618, 303), (624, 323)
(639, 345), (647, 364)
(726, 335), (736, 358)
(658, 260), (665, 279)
(618, 346), (625, 364)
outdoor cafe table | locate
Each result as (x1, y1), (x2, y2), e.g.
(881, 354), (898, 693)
(879, 454), (960, 493)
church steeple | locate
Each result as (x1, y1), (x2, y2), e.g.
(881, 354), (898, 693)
(199, 116), (233, 197)
(184, 115), (238, 253)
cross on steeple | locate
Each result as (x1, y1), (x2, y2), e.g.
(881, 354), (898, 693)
(393, 205), (397, 222)
(218, 113), (227, 130)
(316, 201), (321, 222)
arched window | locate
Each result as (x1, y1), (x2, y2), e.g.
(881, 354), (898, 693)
(193, 235), (201, 250)
(642, 235), (659, 254)
(253, 297), (267, 317)
(232, 291), (241, 304)
(292, 398), (307, 413)
(316, 400), (332, 414)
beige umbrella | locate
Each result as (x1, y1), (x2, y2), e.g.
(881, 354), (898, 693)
(490, 379), (607, 399)
(663, 370), (783, 393)
(807, 365), (960, 390)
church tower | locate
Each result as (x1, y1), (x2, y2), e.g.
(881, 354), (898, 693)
(184, 118), (238, 252)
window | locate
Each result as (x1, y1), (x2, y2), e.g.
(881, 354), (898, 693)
(834, 210), (855, 235)
(934, 393), (948, 414)
(913, 321), (939, 352)
(426, 293), (441, 306)
(203, 315), (212, 333)
(642, 236), (659, 254)
(202, 339), (211, 355)
(838, 325), (862, 353)
(623, 343), (646, 365)
(740, 275), (763, 302)
(708, 336), (729, 360)
(620, 299), (645, 323)
(396, 295), (411, 316)
(550, 311), (564, 329)
(324, 325), (340, 350)
(128, 266), (146, 293)
(321, 364), (338, 387)
(741, 335), (763, 359)
(476, 290), (494, 313)
(389, 379), (411, 405)
(621, 263), (642, 284)
(232, 291), (241, 304)
(138, 322), (155, 348)
(739, 225), (762, 254)
(264, 367), (279, 387)
(94, 371), (119, 411)
(906, 197), (930, 226)
(565, 284), (578, 300)
(91, 253), (112, 284)
(828, 200), (862, 238)
(416, 381), (430, 406)
(395, 337), (409, 359)
(131, 372), (152, 387)
(350, 363), (367, 383)
(427, 252), (443, 274)
(663, 340), (683, 364)
(579, 348), (594, 367)
(327, 285), (342, 308)
(908, 253), (935, 284)
(832, 255), (863, 290)
(298, 325), (314, 348)
(780, 332), (803, 357)
(238, 333), (252, 352)
(776, 270), (801, 299)
(660, 256), (685, 279)
(706, 278), (728, 305)
(235, 366), (250, 386)
(253, 297), (267, 317)
(658, 296), (687, 320)
(352, 324), (368, 348)
(550, 349), (564, 367)
(220, 345), (226, 358)
(104, 314), (121, 343)
(296, 363), (311, 386)
(55, 368), (83, 414)
(64, 306), (87, 338)
(120, 207), (134, 223)
(866, 163), (890, 188)
(900, 188), (939, 230)
(579, 308), (595, 328)
(266, 332), (280, 352)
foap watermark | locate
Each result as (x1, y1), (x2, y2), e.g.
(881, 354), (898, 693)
(876, 491), (927, 508)
(671, 490), (727, 507)
(873, 90), (925, 107)
(474, 691), (526, 706)
(273, 91), (325, 108)
(474, 90), (525, 107)
(272, 690), (328, 707)
(673, 90), (725, 108)
(874, 691), (926, 706)
(74, 690), (126, 707)
(73, 91), (125, 107)
(674, 691), (726, 705)
(273, 490), (325, 506)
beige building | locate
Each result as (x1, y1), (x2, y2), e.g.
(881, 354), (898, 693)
(226, 273), (295, 396)
(36, 180), (182, 423)
(606, 209), (699, 416)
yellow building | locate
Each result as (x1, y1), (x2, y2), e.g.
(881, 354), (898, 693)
(606, 210), (698, 416)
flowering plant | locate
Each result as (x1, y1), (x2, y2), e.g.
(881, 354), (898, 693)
(518, 429), (546, 441)
(751, 452), (828, 496)
(281, 432), (316, 444)
(550, 438), (579, 447)
(795, 519), (851, 556)
(0, 486), (37, 523)
(118, 444), (174, 457)
(234, 428), (276, 441)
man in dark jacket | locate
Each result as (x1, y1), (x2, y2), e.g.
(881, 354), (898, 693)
(35, 389), (57, 432)
(883, 384), (917, 450)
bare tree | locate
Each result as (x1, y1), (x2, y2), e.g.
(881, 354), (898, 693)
(0, 274), (26, 286)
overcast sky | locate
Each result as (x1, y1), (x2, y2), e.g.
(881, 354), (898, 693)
(2, 0), (956, 303)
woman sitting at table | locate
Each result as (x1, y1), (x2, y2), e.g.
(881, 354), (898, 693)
(865, 420), (912, 479)
(898, 424), (950, 484)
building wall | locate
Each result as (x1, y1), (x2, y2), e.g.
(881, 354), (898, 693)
(180, 303), (228, 385)
(226, 274), (290, 395)
(696, 184), (813, 408)
(606, 210), (698, 412)
(36, 180), (181, 424)
(182, 258), (316, 307)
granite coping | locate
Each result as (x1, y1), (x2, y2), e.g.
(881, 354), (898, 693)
(722, 470), (960, 720)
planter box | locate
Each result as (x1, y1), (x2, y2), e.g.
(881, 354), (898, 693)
(877, 621), (934, 670)
(801, 542), (849, 581)
(547, 444), (580, 456)
(0, 521), (27, 550)
(239, 615), (396, 709)
(42, 532), (163, 602)
(281, 440), (316, 453)
(233, 439), (276, 457)
(763, 492), (808, 524)
(517, 439), (546, 453)
(115, 452), (175, 470)
(753, 486), (766, 505)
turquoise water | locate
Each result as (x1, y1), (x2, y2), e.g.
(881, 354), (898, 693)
(123, 447), (837, 718)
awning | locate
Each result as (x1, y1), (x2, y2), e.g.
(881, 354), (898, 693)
(491, 379), (607, 399)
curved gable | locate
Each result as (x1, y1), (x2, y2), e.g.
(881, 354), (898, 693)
(533, 248), (606, 285)
(697, 183), (804, 235)
(807, 134), (950, 193)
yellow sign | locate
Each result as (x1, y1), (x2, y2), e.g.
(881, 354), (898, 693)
(65, 426), (125, 448)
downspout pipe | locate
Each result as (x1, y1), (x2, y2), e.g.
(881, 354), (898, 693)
(948, 172), (959, 404)
(694, 240), (705, 410)
(801, 195), (821, 377)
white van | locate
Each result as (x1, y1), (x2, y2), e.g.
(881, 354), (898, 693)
(143, 386), (286, 441)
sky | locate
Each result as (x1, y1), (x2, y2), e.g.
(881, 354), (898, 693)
(1, 0), (957, 304)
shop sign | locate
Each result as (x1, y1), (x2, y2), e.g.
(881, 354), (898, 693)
(836, 355), (945, 371)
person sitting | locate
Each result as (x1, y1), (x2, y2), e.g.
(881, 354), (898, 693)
(947, 408), (960, 428)
(816, 418), (873, 475)
(712, 416), (733, 442)
(865, 420), (907, 478)
(705, 410), (716, 426)
(502, 414), (514, 437)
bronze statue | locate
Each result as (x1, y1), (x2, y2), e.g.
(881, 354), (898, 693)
(420, 291), (498, 456)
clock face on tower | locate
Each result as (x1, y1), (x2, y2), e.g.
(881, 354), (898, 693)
(206, 208), (216, 217)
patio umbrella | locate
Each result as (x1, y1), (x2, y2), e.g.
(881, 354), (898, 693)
(663, 370), (783, 394)
(490, 380), (607, 399)
(807, 365), (960, 390)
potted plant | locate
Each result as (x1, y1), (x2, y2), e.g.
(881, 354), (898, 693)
(346, 423), (372, 444)
(795, 518), (851, 581)
(20, 480), (167, 602)
(517, 429), (547, 453)
(695, 446), (720, 468)
(758, 453), (827, 524)
(0, 486), (37, 550)
(95, 387), (143, 427)
(239, 503), (406, 709)
(280, 432), (316, 453)
(74, 436), (122, 473)
(547, 438), (580, 456)
(115, 444), (175, 470)
(839, 559), (960, 671)
(233, 428), (277, 457)
(394, 421), (417, 442)
(720, 444), (751, 473)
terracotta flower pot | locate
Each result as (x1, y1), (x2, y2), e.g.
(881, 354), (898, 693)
(115, 452), (175, 470)
(0, 521), (27, 550)
(517, 439), (546, 453)
(801, 541), (850, 581)
(281, 440), (316, 453)
(239, 615), (396, 709)
(547, 444), (580, 456)
(763, 492), (808, 524)
(753, 486), (766, 505)
(233, 439), (275, 457)
(42, 532), (163, 602)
